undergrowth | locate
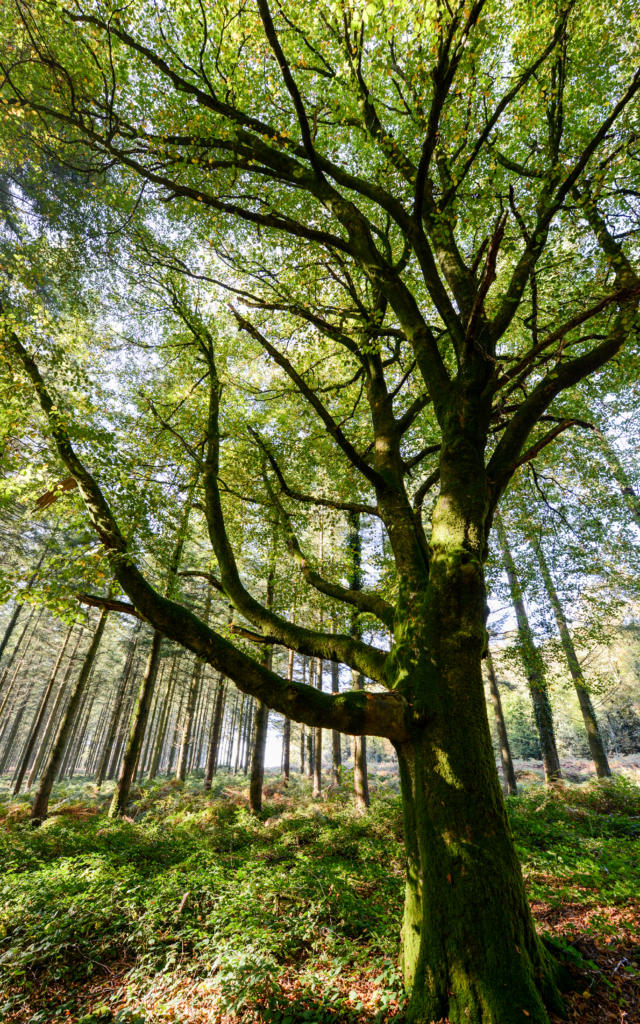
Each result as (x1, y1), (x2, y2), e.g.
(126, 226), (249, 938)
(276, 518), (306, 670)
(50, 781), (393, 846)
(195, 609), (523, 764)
(0, 774), (638, 1023)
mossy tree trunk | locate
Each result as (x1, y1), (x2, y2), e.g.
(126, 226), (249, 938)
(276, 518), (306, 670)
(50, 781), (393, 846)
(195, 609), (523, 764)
(392, 451), (563, 1024)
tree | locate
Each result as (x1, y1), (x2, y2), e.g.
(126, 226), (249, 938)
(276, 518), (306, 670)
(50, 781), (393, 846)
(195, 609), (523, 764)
(2, 2), (640, 1021)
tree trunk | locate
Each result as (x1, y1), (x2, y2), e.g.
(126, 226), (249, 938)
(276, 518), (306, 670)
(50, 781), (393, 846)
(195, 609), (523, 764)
(531, 534), (611, 778)
(495, 515), (562, 783)
(148, 653), (178, 779)
(203, 675), (226, 790)
(281, 648), (293, 782)
(175, 655), (203, 782)
(12, 621), (76, 794)
(95, 621), (141, 786)
(108, 631), (162, 818)
(249, 699), (269, 812)
(312, 658), (322, 798)
(391, 465), (563, 1023)
(330, 660), (341, 787)
(485, 649), (517, 796)
(32, 608), (109, 823)
(348, 512), (369, 810)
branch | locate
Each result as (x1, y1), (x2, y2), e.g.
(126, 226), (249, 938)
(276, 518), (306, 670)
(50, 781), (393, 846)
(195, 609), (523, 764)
(6, 327), (404, 737)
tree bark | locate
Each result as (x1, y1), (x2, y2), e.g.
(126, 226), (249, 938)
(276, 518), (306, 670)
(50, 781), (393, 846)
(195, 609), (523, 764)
(312, 658), (322, 798)
(109, 630), (162, 817)
(249, 699), (269, 812)
(531, 534), (611, 778)
(495, 515), (562, 783)
(12, 621), (76, 794)
(485, 649), (518, 796)
(348, 513), (369, 811)
(95, 621), (141, 786)
(330, 659), (341, 787)
(203, 674), (226, 790)
(32, 608), (109, 822)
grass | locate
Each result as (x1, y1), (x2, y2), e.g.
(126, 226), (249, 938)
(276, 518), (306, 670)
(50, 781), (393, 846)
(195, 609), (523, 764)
(0, 772), (638, 1024)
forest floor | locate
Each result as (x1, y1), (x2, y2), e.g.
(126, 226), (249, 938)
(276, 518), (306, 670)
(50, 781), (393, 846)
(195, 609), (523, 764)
(0, 767), (639, 1024)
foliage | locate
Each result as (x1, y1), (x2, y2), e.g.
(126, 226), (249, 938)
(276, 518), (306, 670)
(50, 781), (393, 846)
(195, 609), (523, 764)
(0, 776), (639, 1023)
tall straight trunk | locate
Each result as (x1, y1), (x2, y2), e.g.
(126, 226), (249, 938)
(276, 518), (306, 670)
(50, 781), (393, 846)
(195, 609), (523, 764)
(485, 649), (517, 796)
(249, 700), (269, 812)
(107, 656), (141, 780)
(312, 658), (322, 798)
(233, 693), (246, 773)
(12, 621), (76, 794)
(242, 698), (254, 775)
(137, 673), (163, 779)
(531, 534), (611, 777)
(300, 723), (306, 776)
(281, 650), (293, 782)
(95, 621), (141, 786)
(203, 675), (226, 790)
(175, 655), (203, 782)
(0, 606), (43, 744)
(27, 628), (84, 789)
(66, 680), (98, 778)
(348, 513), (369, 811)
(0, 603), (23, 664)
(330, 659), (341, 787)
(176, 584), (211, 781)
(31, 608), (109, 822)
(109, 631), (162, 817)
(249, 545), (275, 813)
(495, 515), (562, 783)
(148, 653), (178, 779)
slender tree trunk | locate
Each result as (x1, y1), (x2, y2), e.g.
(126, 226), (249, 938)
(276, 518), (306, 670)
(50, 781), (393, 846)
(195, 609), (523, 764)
(495, 515), (562, 783)
(148, 654), (177, 780)
(0, 603), (23, 664)
(348, 513), (370, 811)
(485, 649), (517, 796)
(312, 658), (322, 798)
(95, 621), (141, 787)
(175, 655), (202, 782)
(203, 675), (226, 790)
(32, 608), (109, 823)
(281, 648), (293, 782)
(109, 631), (162, 817)
(531, 534), (611, 777)
(27, 628), (84, 789)
(249, 700), (269, 812)
(300, 723), (306, 776)
(330, 659), (341, 787)
(12, 621), (76, 794)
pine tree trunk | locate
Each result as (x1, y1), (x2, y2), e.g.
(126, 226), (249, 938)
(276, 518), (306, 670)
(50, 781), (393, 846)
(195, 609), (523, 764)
(148, 654), (178, 779)
(32, 608), (109, 823)
(485, 649), (518, 796)
(108, 631), (162, 818)
(175, 655), (202, 782)
(281, 648), (293, 782)
(95, 621), (141, 787)
(27, 627), (84, 788)
(312, 659), (322, 798)
(495, 515), (562, 783)
(12, 622), (76, 794)
(249, 699), (269, 813)
(531, 534), (611, 777)
(203, 675), (226, 790)
(330, 660), (341, 787)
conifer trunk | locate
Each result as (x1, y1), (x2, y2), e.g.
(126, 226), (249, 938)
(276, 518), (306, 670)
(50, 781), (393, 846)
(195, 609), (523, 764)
(496, 516), (562, 783)
(486, 649), (518, 796)
(203, 675), (226, 790)
(531, 534), (611, 777)
(32, 608), (109, 823)
(330, 660), (341, 786)
(109, 631), (162, 817)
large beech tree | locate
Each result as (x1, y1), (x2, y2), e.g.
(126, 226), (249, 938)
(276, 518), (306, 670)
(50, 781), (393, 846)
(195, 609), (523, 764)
(2, 2), (640, 1021)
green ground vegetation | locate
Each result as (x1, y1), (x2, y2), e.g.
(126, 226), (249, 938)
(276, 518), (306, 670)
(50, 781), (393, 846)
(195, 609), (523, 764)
(0, 774), (639, 1024)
